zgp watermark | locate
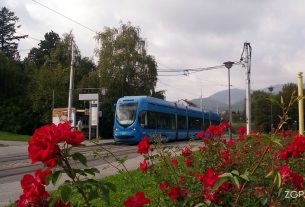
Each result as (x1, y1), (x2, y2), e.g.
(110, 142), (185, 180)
(284, 190), (305, 199)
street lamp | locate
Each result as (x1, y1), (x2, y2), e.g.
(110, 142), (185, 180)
(224, 61), (234, 140)
(268, 86), (274, 132)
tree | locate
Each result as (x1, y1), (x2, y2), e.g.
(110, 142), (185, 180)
(28, 32), (81, 124)
(0, 7), (27, 60)
(95, 23), (160, 137)
(27, 31), (60, 67)
(95, 23), (158, 98)
(251, 90), (271, 132)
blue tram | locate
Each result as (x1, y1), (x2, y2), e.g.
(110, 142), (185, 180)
(113, 96), (220, 143)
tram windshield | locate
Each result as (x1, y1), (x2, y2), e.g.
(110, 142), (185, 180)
(116, 103), (137, 126)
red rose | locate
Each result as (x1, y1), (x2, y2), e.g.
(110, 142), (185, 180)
(137, 137), (150, 154)
(167, 186), (187, 201)
(171, 159), (178, 166)
(219, 121), (231, 130)
(20, 174), (49, 206)
(167, 186), (180, 201)
(226, 139), (235, 147)
(64, 130), (84, 146)
(277, 164), (304, 190)
(124, 192), (150, 207)
(196, 131), (205, 139)
(181, 147), (192, 157)
(178, 177), (185, 183)
(220, 150), (231, 165)
(34, 169), (52, 185)
(202, 168), (219, 188)
(184, 157), (193, 167)
(236, 126), (246, 134)
(56, 122), (84, 146)
(159, 181), (169, 191)
(28, 125), (61, 167)
(139, 159), (148, 173)
(15, 194), (29, 207)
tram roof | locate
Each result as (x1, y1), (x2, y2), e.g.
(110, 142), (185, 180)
(118, 96), (218, 116)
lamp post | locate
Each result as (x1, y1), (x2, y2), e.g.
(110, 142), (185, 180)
(268, 86), (274, 132)
(224, 61), (234, 140)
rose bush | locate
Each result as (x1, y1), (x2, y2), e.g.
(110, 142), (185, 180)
(15, 95), (305, 206)
(124, 97), (305, 206)
(16, 122), (115, 207)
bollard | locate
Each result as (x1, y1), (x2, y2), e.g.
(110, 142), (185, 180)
(297, 72), (304, 135)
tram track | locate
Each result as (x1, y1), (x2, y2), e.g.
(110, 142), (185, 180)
(0, 139), (199, 184)
(0, 145), (137, 184)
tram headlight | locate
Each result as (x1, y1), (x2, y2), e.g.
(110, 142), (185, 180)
(132, 127), (136, 131)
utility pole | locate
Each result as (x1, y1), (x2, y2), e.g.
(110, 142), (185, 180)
(241, 42), (252, 135)
(201, 88), (205, 130)
(224, 61), (234, 140)
(67, 38), (74, 126)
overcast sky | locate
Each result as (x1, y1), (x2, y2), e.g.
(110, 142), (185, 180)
(2, 0), (305, 102)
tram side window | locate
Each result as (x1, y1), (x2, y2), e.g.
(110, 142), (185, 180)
(188, 117), (202, 130)
(157, 113), (175, 130)
(138, 111), (147, 128)
(147, 111), (158, 129)
(178, 115), (187, 130)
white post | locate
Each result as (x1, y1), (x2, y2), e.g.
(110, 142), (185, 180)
(245, 43), (252, 135)
(96, 96), (99, 139)
(89, 101), (92, 140)
(67, 39), (74, 126)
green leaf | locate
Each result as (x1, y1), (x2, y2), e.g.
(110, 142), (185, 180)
(60, 185), (72, 203)
(273, 172), (282, 189)
(231, 170), (239, 176)
(265, 169), (274, 178)
(90, 199), (104, 207)
(84, 168), (100, 176)
(88, 188), (99, 201)
(105, 182), (116, 192)
(276, 172), (282, 189)
(52, 171), (62, 185)
(72, 152), (87, 166)
(218, 172), (233, 178)
(72, 169), (87, 176)
(212, 177), (228, 192)
(100, 186), (110, 204)
(260, 197), (268, 205)
(232, 176), (240, 189)
(45, 173), (53, 185)
(194, 203), (208, 207)
(117, 156), (128, 165)
(271, 138), (283, 147)
(240, 174), (250, 181)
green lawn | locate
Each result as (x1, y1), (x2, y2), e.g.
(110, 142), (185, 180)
(50, 169), (160, 207)
(0, 131), (30, 141)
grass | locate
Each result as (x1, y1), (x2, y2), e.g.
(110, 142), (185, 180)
(0, 131), (30, 141)
(50, 169), (161, 207)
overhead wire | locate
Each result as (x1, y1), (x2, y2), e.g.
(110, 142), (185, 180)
(31, 0), (97, 34)
(16, 32), (40, 42)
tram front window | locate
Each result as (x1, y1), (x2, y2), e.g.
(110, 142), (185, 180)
(116, 103), (137, 126)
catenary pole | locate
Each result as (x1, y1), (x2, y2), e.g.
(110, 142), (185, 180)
(67, 38), (74, 126)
